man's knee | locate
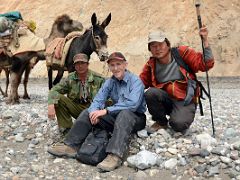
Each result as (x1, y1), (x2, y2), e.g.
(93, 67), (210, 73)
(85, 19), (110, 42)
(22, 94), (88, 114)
(169, 119), (192, 132)
(145, 88), (168, 101)
(118, 109), (132, 116)
(57, 94), (71, 106)
(59, 94), (67, 101)
(115, 110), (134, 127)
(75, 109), (90, 123)
(145, 88), (158, 99)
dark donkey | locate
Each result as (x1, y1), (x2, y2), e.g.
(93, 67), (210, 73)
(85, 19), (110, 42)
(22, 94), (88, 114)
(48, 13), (111, 89)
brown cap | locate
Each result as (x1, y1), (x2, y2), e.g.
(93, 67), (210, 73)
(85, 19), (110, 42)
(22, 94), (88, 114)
(73, 53), (89, 64)
(107, 52), (126, 63)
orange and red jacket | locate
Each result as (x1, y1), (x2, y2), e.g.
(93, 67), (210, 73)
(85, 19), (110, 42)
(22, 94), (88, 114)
(140, 46), (214, 102)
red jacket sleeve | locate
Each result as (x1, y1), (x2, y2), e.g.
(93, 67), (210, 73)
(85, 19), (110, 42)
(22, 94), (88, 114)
(178, 46), (214, 73)
(139, 61), (152, 89)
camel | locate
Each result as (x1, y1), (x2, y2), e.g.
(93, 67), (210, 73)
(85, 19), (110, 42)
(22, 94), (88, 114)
(4, 14), (83, 104)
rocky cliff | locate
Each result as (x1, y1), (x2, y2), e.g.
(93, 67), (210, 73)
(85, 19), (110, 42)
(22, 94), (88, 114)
(0, 0), (239, 77)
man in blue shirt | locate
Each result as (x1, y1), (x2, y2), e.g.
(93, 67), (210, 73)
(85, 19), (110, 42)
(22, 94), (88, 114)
(47, 52), (146, 172)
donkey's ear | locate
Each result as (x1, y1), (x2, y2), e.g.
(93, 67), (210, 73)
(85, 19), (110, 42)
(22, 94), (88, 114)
(91, 13), (97, 26)
(101, 13), (111, 29)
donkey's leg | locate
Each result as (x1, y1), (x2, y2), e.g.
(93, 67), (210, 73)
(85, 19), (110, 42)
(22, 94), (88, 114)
(0, 86), (4, 96)
(52, 69), (64, 86)
(7, 71), (21, 104)
(4, 67), (10, 97)
(7, 56), (27, 104)
(23, 65), (31, 99)
(22, 57), (39, 99)
(0, 68), (4, 96)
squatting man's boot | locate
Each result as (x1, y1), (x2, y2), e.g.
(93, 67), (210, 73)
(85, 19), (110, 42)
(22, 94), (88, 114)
(147, 121), (168, 133)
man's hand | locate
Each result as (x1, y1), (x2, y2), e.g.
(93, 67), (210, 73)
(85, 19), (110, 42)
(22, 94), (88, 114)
(48, 104), (56, 120)
(89, 109), (107, 125)
(199, 25), (209, 47)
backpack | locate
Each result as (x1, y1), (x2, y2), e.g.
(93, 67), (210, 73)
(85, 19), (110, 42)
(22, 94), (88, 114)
(171, 47), (209, 116)
(76, 128), (109, 165)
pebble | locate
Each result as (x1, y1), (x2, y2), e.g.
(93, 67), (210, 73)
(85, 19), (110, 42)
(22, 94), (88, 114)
(208, 166), (219, 177)
(164, 158), (178, 169)
(220, 156), (232, 164)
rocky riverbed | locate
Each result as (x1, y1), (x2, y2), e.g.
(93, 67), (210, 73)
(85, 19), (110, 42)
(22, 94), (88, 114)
(0, 77), (240, 180)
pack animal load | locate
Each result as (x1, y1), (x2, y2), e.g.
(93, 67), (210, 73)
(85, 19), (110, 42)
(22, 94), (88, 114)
(45, 31), (82, 70)
(0, 11), (41, 59)
(0, 16), (10, 33)
(0, 11), (23, 50)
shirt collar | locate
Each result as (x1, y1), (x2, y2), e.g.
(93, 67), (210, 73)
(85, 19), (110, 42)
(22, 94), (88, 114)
(112, 70), (130, 83)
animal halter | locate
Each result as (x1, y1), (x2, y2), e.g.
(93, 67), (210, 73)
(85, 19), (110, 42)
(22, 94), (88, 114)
(91, 26), (100, 52)
(91, 26), (109, 77)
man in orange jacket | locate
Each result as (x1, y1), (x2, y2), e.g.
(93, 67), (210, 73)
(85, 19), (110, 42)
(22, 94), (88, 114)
(140, 26), (214, 133)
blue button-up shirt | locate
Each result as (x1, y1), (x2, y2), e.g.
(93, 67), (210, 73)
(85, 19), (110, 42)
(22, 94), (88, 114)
(88, 70), (146, 115)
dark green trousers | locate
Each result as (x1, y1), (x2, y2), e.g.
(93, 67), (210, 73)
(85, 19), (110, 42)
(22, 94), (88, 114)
(55, 94), (89, 128)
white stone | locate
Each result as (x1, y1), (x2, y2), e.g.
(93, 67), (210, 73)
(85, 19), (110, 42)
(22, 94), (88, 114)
(220, 156), (232, 164)
(15, 133), (25, 142)
(53, 158), (64, 163)
(5, 156), (11, 161)
(127, 150), (159, 170)
(149, 169), (159, 176)
(235, 160), (240, 165)
(183, 139), (192, 144)
(164, 158), (178, 169)
(168, 148), (178, 155)
(137, 129), (148, 138)
(196, 133), (217, 149)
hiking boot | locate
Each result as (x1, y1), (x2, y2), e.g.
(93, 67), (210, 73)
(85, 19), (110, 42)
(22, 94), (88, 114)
(146, 121), (168, 134)
(47, 143), (77, 158)
(97, 154), (122, 172)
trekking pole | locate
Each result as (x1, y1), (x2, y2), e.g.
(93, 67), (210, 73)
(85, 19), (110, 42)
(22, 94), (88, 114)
(195, 0), (215, 137)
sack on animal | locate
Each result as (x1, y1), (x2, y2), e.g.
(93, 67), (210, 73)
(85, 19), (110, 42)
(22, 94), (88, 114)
(46, 31), (82, 70)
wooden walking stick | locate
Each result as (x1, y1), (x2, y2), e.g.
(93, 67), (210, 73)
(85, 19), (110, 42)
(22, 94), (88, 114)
(195, 0), (215, 137)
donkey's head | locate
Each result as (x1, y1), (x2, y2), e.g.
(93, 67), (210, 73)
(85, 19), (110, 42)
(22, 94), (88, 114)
(90, 13), (111, 61)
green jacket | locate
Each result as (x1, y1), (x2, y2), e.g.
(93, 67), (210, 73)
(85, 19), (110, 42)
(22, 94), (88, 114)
(48, 70), (105, 105)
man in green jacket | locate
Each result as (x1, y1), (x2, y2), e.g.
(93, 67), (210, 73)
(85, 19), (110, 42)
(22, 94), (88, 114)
(48, 53), (105, 133)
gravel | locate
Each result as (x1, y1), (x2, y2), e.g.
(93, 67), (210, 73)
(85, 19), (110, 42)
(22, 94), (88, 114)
(0, 77), (239, 180)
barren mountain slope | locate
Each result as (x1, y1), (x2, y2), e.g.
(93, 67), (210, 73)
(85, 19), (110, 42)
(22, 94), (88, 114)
(0, 0), (239, 77)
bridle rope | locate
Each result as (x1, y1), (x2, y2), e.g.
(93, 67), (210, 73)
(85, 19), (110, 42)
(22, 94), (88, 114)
(90, 26), (109, 77)
(91, 26), (99, 52)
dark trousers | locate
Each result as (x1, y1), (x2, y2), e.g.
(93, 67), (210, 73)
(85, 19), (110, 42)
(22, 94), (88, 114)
(64, 109), (146, 158)
(145, 87), (196, 132)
